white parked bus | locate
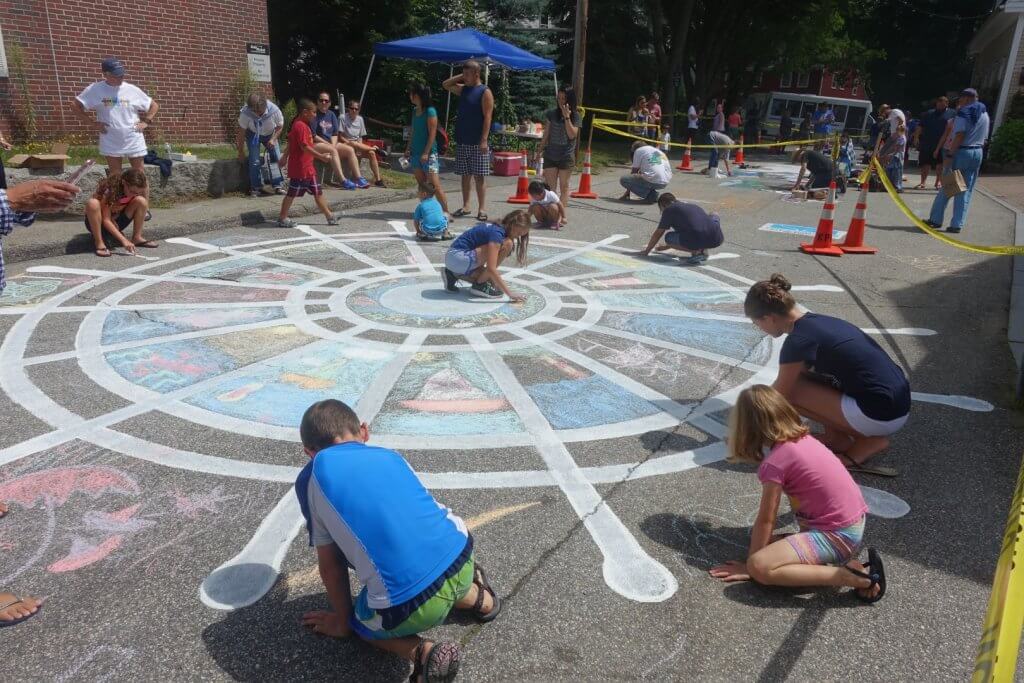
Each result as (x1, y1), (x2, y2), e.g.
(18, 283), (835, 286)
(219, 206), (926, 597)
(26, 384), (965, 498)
(746, 91), (875, 138)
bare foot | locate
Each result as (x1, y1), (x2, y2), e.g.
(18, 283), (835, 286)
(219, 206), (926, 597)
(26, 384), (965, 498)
(846, 560), (880, 600)
(0, 594), (41, 624)
(618, 192), (630, 201)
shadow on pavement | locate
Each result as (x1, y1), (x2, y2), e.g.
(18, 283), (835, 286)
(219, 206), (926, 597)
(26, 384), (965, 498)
(202, 591), (410, 681)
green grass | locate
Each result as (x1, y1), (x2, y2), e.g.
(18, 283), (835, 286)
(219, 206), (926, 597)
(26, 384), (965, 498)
(5, 143), (238, 164)
(381, 168), (417, 190)
(587, 140), (632, 174)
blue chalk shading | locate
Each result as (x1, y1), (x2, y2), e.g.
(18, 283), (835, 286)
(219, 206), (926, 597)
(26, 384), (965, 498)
(186, 344), (393, 426)
(597, 290), (738, 308)
(187, 345), (389, 424)
(101, 308), (285, 344)
(105, 340), (239, 393)
(526, 374), (661, 429)
(600, 312), (766, 359)
(373, 352), (524, 435)
(0, 278), (62, 305)
(183, 257), (320, 285)
(759, 223), (846, 239)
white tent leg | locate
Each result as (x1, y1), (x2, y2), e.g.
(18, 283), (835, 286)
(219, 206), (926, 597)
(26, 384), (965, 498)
(445, 65), (454, 130)
(485, 62), (489, 85)
(359, 54), (376, 113)
(553, 71), (558, 97)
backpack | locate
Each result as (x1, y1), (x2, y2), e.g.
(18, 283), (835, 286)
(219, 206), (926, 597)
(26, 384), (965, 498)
(436, 127), (449, 155)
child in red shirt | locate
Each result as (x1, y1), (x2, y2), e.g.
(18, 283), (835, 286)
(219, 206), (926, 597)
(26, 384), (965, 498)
(278, 99), (338, 227)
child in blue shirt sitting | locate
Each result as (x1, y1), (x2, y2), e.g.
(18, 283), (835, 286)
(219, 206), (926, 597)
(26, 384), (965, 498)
(296, 399), (501, 682)
(414, 181), (452, 242)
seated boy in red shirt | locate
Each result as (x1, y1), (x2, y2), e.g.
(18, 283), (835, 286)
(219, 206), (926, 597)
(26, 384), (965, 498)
(278, 98), (339, 228)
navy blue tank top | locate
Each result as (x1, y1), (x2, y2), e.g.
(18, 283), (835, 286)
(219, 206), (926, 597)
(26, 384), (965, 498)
(455, 84), (488, 144)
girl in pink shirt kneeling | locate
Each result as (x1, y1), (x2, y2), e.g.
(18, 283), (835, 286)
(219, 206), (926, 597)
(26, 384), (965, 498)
(709, 385), (886, 602)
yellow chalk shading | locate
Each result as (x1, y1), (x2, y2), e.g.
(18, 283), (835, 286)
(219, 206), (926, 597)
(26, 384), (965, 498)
(278, 500), (543, 595)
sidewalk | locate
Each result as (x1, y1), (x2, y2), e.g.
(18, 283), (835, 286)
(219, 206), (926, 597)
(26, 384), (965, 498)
(979, 173), (1024, 375)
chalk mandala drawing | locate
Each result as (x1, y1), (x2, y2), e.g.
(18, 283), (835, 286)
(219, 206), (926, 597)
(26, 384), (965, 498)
(0, 221), (991, 609)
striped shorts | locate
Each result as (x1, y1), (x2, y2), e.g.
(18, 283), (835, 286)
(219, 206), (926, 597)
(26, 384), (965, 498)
(787, 516), (865, 565)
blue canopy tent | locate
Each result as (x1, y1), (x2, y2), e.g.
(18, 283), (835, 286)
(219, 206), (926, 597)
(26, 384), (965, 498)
(360, 28), (557, 126)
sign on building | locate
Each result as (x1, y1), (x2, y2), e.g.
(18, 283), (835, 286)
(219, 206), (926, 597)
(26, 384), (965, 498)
(246, 43), (272, 83)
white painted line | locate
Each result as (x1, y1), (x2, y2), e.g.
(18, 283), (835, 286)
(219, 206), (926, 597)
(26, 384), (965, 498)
(469, 330), (678, 603)
(506, 234), (629, 277)
(294, 224), (398, 274)
(166, 237), (341, 278)
(911, 392), (994, 412)
(25, 265), (334, 294)
(560, 302), (749, 324)
(199, 492), (305, 609)
(388, 220), (436, 274)
(862, 327), (937, 336)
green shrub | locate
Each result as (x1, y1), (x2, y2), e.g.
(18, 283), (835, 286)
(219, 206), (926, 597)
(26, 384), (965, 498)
(221, 67), (259, 141)
(281, 99), (297, 136)
(989, 119), (1024, 164)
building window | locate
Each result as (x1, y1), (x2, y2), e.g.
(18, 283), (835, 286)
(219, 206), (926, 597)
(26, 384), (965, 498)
(831, 73), (844, 90)
(797, 71), (810, 88)
(780, 71), (792, 88)
(753, 71), (762, 86)
(0, 22), (8, 78)
(850, 79), (859, 97)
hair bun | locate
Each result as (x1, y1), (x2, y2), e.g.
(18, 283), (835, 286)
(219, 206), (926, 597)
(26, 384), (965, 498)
(768, 273), (791, 292)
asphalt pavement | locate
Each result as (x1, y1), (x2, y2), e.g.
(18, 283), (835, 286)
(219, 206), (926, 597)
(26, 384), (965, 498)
(0, 156), (1021, 681)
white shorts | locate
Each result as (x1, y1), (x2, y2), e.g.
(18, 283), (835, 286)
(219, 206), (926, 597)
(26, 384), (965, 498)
(840, 394), (908, 437)
(445, 248), (478, 276)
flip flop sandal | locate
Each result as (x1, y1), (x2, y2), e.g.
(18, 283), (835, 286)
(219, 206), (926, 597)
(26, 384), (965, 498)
(913, 184), (926, 190)
(409, 641), (461, 683)
(451, 208), (470, 218)
(133, 241), (159, 248)
(0, 596), (41, 628)
(471, 565), (502, 623)
(476, 212), (488, 222)
(838, 453), (898, 478)
(845, 547), (886, 603)
(441, 230), (455, 241)
(95, 247), (112, 257)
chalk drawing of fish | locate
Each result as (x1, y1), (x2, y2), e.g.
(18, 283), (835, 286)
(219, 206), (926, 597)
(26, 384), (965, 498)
(280, 373), (335, 390)
(217, 382), (264, 402)
(401, 369), (507, 413)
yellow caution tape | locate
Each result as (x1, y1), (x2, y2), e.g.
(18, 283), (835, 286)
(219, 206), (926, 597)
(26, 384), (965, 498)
(973, 451), (1024, 682)
(870, 156), (1024, 256)
(591, 118), (823, 150)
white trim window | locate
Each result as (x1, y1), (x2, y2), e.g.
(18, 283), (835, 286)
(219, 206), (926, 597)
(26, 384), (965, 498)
(0, 22), (8, 78)
(831, 72), (844, 90)
(797, 71), (810, 88)
(780, 71), (792, 88)
(850, 79), (859, 97)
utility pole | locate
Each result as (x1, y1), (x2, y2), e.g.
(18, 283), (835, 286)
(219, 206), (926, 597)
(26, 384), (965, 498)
(572, 0), (588, 102)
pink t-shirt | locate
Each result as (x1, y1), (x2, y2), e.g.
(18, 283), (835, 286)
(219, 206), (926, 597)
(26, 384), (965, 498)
(757, 435), (867, 531)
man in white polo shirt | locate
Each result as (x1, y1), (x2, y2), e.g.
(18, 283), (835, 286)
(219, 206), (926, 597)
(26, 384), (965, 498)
(73, 57), (158, 199)
(339, 99), (385, 187)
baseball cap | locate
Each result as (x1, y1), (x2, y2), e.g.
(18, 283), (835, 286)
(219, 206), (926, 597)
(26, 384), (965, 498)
(101, 57), (125, 76)
(960, 87), (978, 98)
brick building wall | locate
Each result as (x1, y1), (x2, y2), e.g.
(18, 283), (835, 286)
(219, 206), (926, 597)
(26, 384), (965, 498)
(0, 0), (272, 144)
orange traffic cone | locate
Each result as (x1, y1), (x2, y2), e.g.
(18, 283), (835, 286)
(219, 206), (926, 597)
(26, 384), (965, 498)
(800, 181), (843, 257)
(734, 134), (746, 165)
(507, 151), (531, 204)
(570, 149), (599, 199)
(676, 141), (693, 171)
(838, 181), (877, 254)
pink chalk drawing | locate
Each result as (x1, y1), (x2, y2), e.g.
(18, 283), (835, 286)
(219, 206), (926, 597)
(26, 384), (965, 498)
(173, 485), (237, 519)
(401, 369), (509, 413)
(131, 351), (222, 381)
(0, 466), (147, 582)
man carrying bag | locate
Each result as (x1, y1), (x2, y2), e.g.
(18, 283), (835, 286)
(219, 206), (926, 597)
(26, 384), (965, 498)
(926, 88), (989, 234)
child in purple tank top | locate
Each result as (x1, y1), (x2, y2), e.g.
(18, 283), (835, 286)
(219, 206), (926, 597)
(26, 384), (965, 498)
(709, 385), (887, 603)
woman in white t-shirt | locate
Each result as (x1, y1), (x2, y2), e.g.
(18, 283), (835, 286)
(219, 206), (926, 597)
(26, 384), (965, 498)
(73, 58), (158, 199)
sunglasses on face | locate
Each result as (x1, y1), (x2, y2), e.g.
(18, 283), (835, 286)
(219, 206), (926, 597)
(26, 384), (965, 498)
(319, 98), (330, 103)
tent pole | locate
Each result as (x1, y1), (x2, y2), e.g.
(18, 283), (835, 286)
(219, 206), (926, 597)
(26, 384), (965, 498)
(485, 62), (489, 85)
(359, 54), (376, 113)
(445, 64), (454, 131)
(553, 72), (558, 98)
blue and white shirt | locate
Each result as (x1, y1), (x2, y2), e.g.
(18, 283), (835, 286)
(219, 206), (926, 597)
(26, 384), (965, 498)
(0, 189), (37, 293)
(295, 441), (469, 609)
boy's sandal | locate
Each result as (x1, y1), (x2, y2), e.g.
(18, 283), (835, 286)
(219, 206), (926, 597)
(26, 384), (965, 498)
(451, 208), (470, 218)
(410, 640), (462, 683)
(441, 230), (455, 241)
(95, 247), (112, 257)
(132, 240), (159, 248)
(475, 212), (488, 222)
(837, 454), (898, 478)
(471, 565), (502, 623)
(845, 547), (886, 603)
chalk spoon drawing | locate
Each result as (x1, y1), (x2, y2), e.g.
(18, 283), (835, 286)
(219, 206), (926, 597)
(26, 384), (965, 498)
(0, 230), (988, 608)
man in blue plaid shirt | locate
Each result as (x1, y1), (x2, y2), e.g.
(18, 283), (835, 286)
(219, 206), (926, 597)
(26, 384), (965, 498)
(0, 177), (78, 628)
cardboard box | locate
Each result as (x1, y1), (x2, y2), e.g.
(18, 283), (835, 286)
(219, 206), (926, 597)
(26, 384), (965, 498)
(7, 143), (70, 172)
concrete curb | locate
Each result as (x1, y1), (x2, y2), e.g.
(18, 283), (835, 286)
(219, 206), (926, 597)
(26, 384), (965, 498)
(4, 187), (419, 265)
(977, 187), (1024, 390)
